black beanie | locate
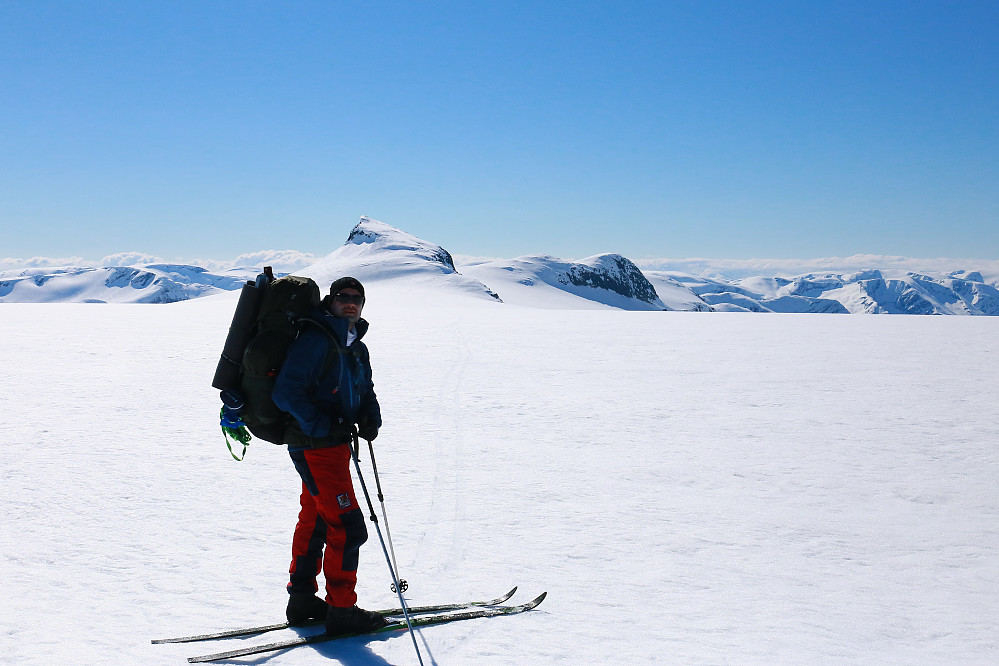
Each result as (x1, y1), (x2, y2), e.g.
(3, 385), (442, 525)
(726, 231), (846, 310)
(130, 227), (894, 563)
(330, 276), (365, 299)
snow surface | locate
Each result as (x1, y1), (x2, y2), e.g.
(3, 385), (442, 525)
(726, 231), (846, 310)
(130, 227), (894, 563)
(2, 280), (997, 665)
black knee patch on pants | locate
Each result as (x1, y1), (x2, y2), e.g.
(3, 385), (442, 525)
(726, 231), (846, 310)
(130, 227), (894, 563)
(338, 508), (368, 572)
(289, 449), (320, 496)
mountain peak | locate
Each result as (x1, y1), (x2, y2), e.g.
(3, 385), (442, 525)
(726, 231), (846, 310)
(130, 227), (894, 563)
(346, 217), (456, 272)
(298, 217), (499, 301)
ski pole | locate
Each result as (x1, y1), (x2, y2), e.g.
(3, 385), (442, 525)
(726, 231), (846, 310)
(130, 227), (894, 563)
(350, 430), (424, 666)
(366, 437), (408, 593)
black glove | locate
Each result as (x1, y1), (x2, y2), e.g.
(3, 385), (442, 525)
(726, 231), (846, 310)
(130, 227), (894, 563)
(357, 416), (379, 441)
(323, 414), (352, 444)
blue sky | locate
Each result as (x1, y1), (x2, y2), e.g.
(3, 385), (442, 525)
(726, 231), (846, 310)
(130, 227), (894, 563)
(1, 0), (997, 268)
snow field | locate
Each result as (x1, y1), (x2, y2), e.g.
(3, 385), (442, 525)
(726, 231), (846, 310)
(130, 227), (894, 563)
(1, 294), (997, 664)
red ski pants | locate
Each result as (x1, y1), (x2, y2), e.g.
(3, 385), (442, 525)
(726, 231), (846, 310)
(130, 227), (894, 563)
(288, 445), (368, 608)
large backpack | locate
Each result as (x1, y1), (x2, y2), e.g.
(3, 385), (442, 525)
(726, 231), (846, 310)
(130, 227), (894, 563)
(212, 269), (334, 453)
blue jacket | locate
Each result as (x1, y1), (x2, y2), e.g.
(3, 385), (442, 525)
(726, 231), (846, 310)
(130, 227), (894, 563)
(272, 306), (381, 448)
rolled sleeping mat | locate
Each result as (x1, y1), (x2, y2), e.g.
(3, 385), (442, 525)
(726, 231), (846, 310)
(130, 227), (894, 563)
(211, 280), (265, 390)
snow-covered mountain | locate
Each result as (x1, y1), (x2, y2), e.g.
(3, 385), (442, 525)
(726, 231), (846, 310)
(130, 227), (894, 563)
(656, 269), (999, 315)
(299, 217), (502, 302)
(304, 218), (668, 310)
(4, 217), (998, 314)
(0, 218), (666, 310)
(0, 264), (259, 304)
(461, 253), (666, 310)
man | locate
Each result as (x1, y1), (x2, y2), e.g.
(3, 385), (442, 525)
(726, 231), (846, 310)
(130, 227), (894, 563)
(271, 276), (386, 636)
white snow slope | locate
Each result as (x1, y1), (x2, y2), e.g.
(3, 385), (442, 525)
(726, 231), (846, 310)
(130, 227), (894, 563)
(2, 286), (997, 665)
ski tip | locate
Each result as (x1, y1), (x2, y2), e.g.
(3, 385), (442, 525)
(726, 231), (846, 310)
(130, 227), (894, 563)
(525, 591), (548, 609)
(484, 586), (518, 606)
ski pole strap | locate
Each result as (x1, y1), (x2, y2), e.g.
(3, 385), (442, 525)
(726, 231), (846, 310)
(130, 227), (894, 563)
(222, 427), (248, 461)
(220, 407), (252, 461)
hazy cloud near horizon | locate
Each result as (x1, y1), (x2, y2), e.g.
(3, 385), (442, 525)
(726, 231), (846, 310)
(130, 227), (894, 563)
(195, 250), (319, 273)
(633, 255), (999, 280)
(0, 255), (87, 270)
(1, 250), (318, 273)
(101, 252), (163, 266)
(3, 252), (998, 283)
(451, 253), (999, 281)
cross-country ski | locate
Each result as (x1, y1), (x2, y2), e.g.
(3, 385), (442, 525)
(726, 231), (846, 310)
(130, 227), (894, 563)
(152, 586), (518, 643)
(186, 593), (547, 663)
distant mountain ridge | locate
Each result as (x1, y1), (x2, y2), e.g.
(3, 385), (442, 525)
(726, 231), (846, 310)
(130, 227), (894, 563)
(3, 217), (998, 314)
(0, 264), (258, 303)
(661, 269), (999, 315)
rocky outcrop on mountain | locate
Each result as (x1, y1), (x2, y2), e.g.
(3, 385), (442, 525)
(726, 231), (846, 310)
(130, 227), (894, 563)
(559, 255), (662, 305)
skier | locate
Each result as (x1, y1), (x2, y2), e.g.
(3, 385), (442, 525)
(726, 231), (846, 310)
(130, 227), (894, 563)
(271, 276), (387, 636)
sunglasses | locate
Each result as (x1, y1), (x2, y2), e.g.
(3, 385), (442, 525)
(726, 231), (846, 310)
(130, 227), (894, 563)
(334, 293), (364, 306)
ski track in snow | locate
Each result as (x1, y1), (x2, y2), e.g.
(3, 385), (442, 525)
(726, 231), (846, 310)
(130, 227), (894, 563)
(1, 297), (998, 665)
(410, 323), (470, 581)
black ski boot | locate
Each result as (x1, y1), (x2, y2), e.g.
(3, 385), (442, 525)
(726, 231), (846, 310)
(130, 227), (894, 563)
(325, 605), (388, 636)
(286, 593), (329, 626)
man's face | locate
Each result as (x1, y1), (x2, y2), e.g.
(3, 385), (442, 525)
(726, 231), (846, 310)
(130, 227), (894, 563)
(331, 288), (364, 326)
